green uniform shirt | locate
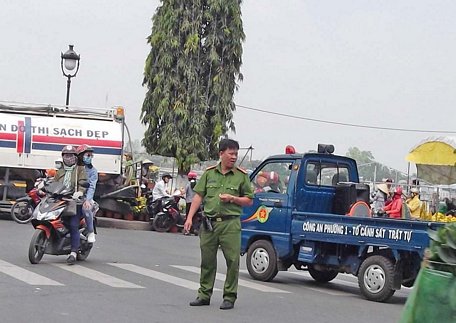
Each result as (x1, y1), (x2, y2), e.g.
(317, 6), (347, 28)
(194, 163), (254, 217)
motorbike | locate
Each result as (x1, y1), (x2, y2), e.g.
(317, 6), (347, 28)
(152, 192), (185, 232)
(182, 206), (202, 236)
(10, 178), (46, 224)
(28, 181), (95, 264)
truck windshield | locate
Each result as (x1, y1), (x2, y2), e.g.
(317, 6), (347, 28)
(305, 162), (350, 187)
(253, 161), (293, 194)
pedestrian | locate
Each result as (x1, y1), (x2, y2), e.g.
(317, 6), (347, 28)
(123, 152), (134, 186)
(384, 186), (403, 219)
(184, 138), (254, 310)
(76, 144), (98, 243)
(185, 171), (198, 216)
(372, 183), (389, 216)
(406, 187), (422, 219)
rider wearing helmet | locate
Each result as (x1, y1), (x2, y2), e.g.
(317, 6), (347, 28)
(151, 172), (173, 215)
(76, 144), (98, 244)
(152, 172), (173, 201)
(54, 145), (88, 264)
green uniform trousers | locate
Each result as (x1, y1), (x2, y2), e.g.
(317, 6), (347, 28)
(197, 217), (241, 303)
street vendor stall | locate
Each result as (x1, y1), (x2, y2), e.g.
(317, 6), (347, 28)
(406, 136), (456, 185)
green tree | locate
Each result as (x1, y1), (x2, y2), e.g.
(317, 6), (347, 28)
(141, 0), (245, 174)
(346, 147), (407, 183)
(346, 147), (377, 181)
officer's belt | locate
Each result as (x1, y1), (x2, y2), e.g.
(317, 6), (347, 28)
(207, 215), (238, 222)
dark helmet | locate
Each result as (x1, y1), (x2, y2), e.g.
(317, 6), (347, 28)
(76, 144), (94, 155)
(61, 145), (76, 155)
(162, 172), (172, 179)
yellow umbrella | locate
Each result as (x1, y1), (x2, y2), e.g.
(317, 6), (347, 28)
(406, 136), (456, 184)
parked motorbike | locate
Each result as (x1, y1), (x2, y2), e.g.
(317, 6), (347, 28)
(181, 207), (203, 236)
(152, 193), (185, 232)
(28, 181), (95, 264)
(10, 178), (46, 224)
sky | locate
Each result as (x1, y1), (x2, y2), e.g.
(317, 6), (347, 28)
(1, 0), (456, 173)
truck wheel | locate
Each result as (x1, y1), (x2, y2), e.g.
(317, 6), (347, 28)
(402, 279), (415, 288)
(308, 265), (338, 283)
(358, 255), (395, 302)
(246, 240), (278, 282)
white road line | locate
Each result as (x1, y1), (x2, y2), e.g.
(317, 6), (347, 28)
(238, 269), (349, 296)
(108, 263), (216, 291)
(0, 259), (63, 286)
(54, 264), (143, 288)
(173, 265), (291, 294)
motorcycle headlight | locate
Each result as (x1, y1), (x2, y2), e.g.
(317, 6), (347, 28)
(37, 209), (62, 221)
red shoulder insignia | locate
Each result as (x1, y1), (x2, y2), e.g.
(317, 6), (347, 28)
(236, 166), (247, 174)
(206, 165), (217, 170)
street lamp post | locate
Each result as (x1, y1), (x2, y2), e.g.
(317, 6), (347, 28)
(60, 45), (80, 106)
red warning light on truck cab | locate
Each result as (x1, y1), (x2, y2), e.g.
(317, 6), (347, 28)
(285, 145), (296, 154)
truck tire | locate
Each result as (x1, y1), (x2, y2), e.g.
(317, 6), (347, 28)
(308, 265), (338, 283)
(246, 240), (278, 282)
(358, 255), (395, 302)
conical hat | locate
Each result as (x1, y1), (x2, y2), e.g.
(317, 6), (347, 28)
(376, 183), (389, 194)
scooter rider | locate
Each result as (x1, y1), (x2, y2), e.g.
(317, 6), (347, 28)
(76, 144), (98, 243)
(54, 145), (87, 264)
(152, 172), (173, 214)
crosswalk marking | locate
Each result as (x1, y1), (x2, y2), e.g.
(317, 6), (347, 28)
(54, 264), (144, 288)
(108, 263), (219, 291)
(0, 259), (63, 286)
(173, 265), (291, 294)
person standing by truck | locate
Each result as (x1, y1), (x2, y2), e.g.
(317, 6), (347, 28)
(54, 145), (87, 264)
(76, 144), (98, 243)
(184, 139), (254, 310)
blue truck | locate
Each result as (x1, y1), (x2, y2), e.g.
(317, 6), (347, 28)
(240, 144), (442, 302)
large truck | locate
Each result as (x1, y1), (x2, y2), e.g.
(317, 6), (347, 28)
(0, 101), (126, 214)
(240, 144), (443, 302)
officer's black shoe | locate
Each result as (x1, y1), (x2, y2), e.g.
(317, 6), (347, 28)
(189, 298), (210, 306)
(219, 300), (234, 310)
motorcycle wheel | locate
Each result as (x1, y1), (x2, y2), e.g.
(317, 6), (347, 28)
(11, 200), (34, 224)
(28, 230), (47, 264)
(152, 213), (176, 232)
(77, 245), (92, 261)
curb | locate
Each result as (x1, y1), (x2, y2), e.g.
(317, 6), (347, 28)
(97, 217), (152, 231)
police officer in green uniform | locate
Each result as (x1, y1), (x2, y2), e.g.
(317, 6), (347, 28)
(184, 139), (253, 310)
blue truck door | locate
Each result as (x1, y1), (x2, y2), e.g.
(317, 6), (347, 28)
(242, 160), (295, 250)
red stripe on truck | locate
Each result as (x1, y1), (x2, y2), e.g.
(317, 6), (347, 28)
(0, 133), (16, 140)
(32, 135), (122, 148)
(16, 121), (24, 153)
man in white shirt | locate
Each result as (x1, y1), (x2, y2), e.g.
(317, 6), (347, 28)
(152, 172), (172, 201)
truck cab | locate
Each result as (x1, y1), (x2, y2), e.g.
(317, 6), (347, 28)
(241, 145), (441, 302)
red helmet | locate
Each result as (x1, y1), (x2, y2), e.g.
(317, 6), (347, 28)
(61, 145), (76, 155)
(76, 144), (94, 155)
(187, 171), (197, 179)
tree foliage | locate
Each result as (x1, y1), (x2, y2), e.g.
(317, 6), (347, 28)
(346, 147), (406, 182)
(141, 0), (245, 174)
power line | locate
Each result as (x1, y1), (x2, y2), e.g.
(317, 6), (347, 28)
(235, 104), (456, 134)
